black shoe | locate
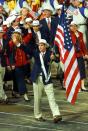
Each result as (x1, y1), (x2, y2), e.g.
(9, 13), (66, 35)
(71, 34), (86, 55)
(61, 86), (66, 90)
(0, 98), (18, 104)
(0, 100), (4, 104)
(0, 98), (10, 104)
(24, 99), (30, 102)
(35, 117), (46, 122)
(53, 115), (62, 123)
(12, 92), (20, 98)
(81, 88), (88, 92)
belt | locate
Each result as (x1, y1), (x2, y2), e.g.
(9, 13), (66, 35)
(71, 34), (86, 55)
(78, 24), (87, 26)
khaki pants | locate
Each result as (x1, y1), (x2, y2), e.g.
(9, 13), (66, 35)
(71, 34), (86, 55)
(33, 76), (60, 119)
(0, 65), (7, 100)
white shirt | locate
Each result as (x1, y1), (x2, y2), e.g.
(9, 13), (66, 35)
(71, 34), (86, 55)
(40, 52), (46, 57)
(46, 17), (51, 24)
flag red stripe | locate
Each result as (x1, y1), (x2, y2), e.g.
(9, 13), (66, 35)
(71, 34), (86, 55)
(64, 52), (76, 81)
(55, 34), (64, 45)
(57, 28), (64, 37)
(64, 50), (69, 64)
(66, 67), (79, 98)
(71, 80), (81, 104)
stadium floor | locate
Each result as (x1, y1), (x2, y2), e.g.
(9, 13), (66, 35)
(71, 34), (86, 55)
(0, 64), (88, 131)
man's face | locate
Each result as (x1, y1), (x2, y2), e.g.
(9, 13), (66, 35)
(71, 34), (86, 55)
(38, 43), (46, 52)
(56, 9), (62, 16)
(43, 10), (52, 18)
(33, 25), (39, 32)
(24, 22), (32, 29)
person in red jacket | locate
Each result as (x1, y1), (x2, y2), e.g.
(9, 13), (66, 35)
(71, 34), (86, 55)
(8, 29), (30, 101)
(70, 21), (88, 91)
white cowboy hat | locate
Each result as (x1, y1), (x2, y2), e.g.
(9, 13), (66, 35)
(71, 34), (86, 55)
(39, 39), (49, 47)
(32, 20), (40, 26)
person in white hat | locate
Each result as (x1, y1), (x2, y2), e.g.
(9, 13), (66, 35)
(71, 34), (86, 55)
(67, 0), (88, 48)
(0, 2), (8, 26)
(39, 3), (57, 47)
(23, 17), (32, 38)
(69, 20), (88, 91)
(21, 17), (33, 46)
(8, 30), (30, 101)
(32, 20), (42, 46)
(54, 4), (63, 28)
(19, 38), (62, 123)
(6, 15), (20, 41)
(24, 17), (33, 28)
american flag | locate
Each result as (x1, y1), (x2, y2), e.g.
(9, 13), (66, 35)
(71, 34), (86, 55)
(66, 5), (78, 15)
(29, 10), (39, 20)
(54, 5), (81, 104)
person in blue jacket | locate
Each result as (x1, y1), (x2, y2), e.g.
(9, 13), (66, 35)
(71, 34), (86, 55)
(20, 38), (62, 123)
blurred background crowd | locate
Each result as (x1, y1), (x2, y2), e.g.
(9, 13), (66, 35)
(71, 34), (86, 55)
(0, 0), (88, 104)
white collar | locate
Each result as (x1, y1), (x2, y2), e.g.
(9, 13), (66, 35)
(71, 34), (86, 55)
(46, 17), (51, 23)
(40, 51), (46, 55)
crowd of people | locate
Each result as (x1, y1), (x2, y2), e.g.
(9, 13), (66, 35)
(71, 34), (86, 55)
(0, 0), (88, 123)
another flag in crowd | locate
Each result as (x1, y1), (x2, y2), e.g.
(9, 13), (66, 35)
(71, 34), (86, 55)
(54, 4), (81, 104)
(66, 5), (79, 15)
(29, 10), (39, 20)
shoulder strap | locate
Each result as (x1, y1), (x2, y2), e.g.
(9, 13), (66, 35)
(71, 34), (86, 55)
(79, 7), (87, 19)
(19, 0), (24, 8)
